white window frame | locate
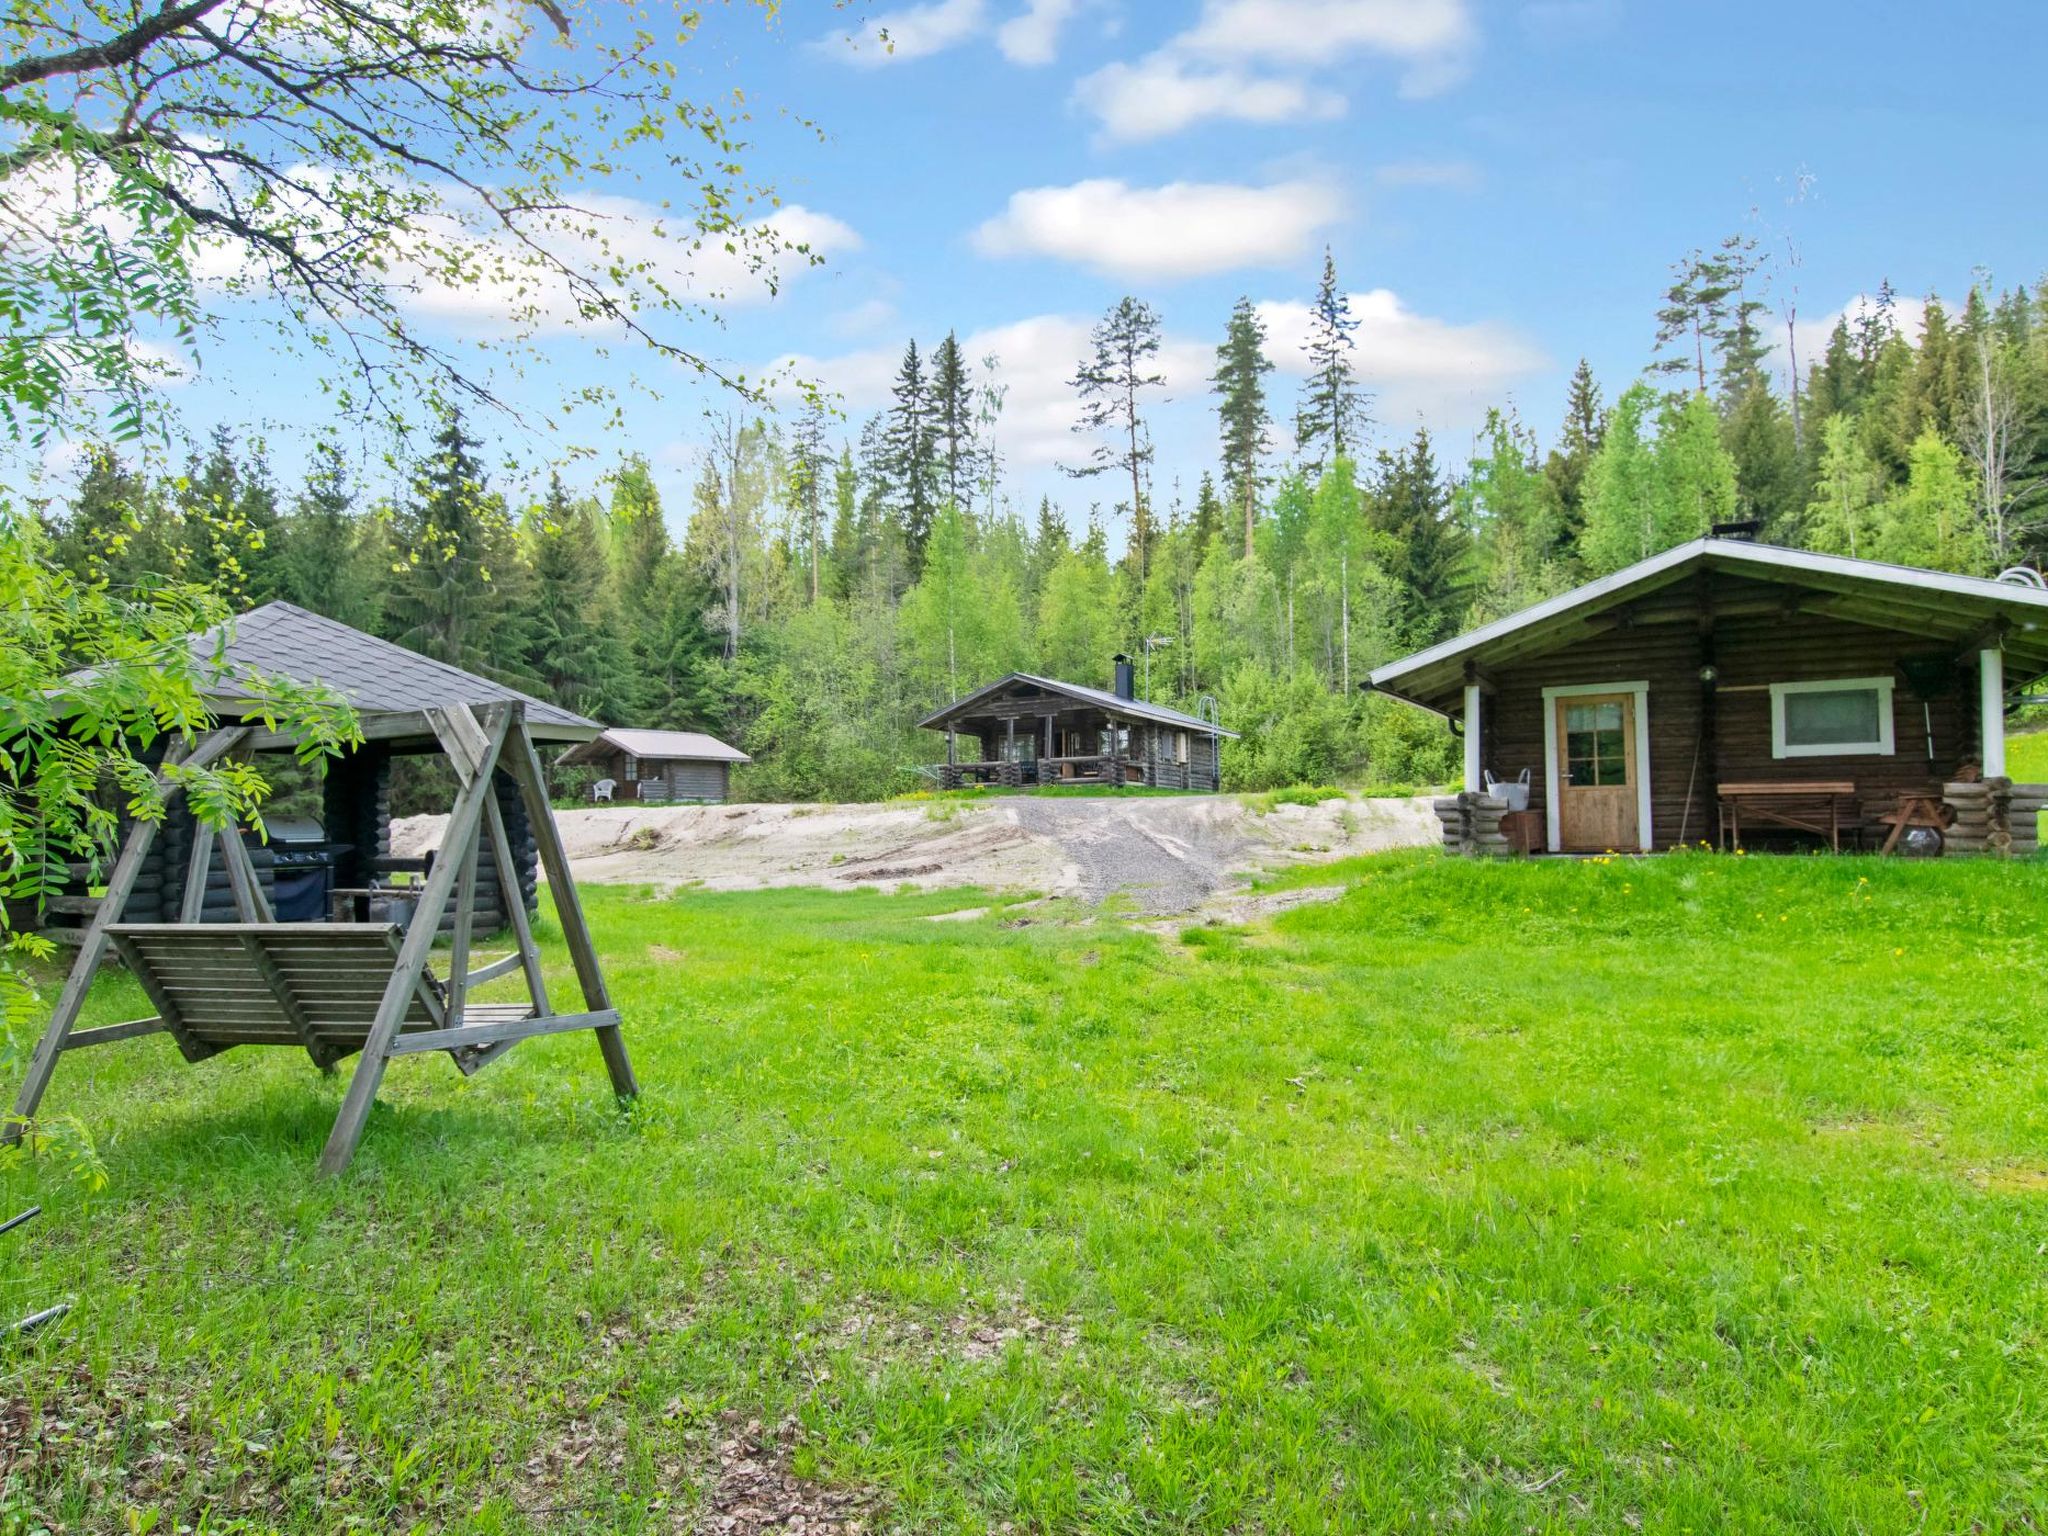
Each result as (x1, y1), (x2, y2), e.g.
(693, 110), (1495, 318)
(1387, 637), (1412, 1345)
(1541, 680), (1652, 854)
(1769, 676), (1895, 759)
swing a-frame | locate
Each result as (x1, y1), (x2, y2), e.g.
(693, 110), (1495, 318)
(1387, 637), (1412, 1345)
(5, 695), (636, 1177)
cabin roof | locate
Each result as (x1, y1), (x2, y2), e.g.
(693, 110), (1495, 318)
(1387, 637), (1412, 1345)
(192, 602), (601, 742)
(559, 727), (751, 765)
(919, 672), (1237, 737)
(1369, 539), (2048, 713)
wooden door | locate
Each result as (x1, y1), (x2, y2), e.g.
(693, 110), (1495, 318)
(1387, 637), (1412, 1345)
(1556, 693), (1638, 851)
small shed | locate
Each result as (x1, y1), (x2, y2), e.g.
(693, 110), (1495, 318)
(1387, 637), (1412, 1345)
(919, 658), (1233, 790)
(1370, 536), (2048, 854)
(558, 727), (750, 804)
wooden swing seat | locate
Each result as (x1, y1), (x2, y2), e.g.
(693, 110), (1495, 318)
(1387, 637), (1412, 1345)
(88, 921), (612, 1074)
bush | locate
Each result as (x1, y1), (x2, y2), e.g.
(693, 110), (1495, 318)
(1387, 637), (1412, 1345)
(1361, 692), (1458, 788)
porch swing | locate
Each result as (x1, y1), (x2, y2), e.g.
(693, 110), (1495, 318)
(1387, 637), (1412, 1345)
(5, 699), (637, 1176)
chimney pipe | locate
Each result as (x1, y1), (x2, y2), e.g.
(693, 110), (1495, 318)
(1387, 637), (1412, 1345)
(1112, 653), (1135, 701)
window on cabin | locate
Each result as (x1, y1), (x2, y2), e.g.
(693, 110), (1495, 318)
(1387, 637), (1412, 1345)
(1562, 700), (1629, 787)
(1770, 677), (1895, 758)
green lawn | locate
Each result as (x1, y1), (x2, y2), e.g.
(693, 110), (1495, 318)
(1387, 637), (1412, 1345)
(5, 853), (2048, 1532)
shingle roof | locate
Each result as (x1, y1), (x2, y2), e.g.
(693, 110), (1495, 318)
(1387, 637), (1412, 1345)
(919, 673), (1236, 737)
(192, 602), (600, 741)
(562, 727), (750, 764)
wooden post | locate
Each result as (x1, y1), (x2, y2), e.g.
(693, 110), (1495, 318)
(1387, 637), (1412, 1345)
(502, 715), (638, 1101)
(1981, 647), (2006, 777)
(179, 818), (215, 923)
(946, 729), (957, 767)
(444, 814), (482, 1028)
(317, 706), (512, 1177)
(1463, 684), (1483, 793)
(4, 726), (246, 1145)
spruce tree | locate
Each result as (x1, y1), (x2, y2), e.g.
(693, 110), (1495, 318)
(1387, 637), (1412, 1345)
(1370, 428), (1468, 643)
(1212, 296), (1273, 556)
(787, 395), (831, 603)
(382, 408), (527, 679)
(929, 332), (981, 515)
(525, 473), (627, 716)
(1295, 248), (1369, 473)
(882, 340), (938, 571)
(1065, 296), (1165, 580)
(276, 440), (382, 630)
(1543, 358), (1603, 552)
(1192, 471), (1225, 552)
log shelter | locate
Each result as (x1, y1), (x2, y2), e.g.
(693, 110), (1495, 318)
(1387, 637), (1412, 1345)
(5, 605), (635, 1175)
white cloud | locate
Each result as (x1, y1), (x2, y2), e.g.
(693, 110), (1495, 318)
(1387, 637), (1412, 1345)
(972, 178), (1341, 281)
(827, 297), (902, 339)
(1074, 55), (1344, 143)
(1074, 0), (1475, 140)
(824, 0), (989, 66)
(996, 0), (1080, 64)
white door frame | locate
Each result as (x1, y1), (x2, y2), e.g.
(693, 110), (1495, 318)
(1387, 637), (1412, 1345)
(1542, 680), (1653, 853)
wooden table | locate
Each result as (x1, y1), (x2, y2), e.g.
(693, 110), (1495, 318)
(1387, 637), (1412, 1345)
(1717, 780), (1858, 851)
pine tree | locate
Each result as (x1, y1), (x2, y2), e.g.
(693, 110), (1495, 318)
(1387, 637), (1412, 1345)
(881, 340), (938, 570)
(1651, 246), (1735, 394)
(929, 332), (980, 515)
(1295, 248), (1368, 472)
(1066, 296), (1165, 580)
(1711, 232), (1771, 401)
(1212, 296), (1273, 556)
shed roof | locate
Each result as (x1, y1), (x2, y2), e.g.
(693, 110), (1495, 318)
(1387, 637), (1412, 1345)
(194, 602), (600, 742)
(560, 727), (751, 765)
(1369, 539), (2048, 713)
(919, 673), (1236, 737)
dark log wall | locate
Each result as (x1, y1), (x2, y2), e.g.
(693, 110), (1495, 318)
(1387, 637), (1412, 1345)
(1481, 610), (1976, 849)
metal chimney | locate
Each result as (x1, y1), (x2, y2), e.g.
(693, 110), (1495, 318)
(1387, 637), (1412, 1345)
(1112, 653), (1136, 700)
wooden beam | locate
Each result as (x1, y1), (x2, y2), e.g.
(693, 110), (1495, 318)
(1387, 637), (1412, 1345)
(444, 812), (482, 1029)
(218, 824), (274, 923)
(317, 705), (512, 1177)
(3, 727), (247, 1144)
(501, 714), (637, 1100)
(59, 1017), (166, 1051)
(462, 952), (522, 988)
(384, 1008), (622, 1057)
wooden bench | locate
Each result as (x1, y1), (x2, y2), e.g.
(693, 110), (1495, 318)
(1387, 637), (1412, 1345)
(1717, 780), (1858, 851)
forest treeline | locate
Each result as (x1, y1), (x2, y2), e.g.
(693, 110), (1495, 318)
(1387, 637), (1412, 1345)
(34, 242), (2048, 801)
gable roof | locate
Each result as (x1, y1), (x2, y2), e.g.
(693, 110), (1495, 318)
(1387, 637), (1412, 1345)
(194, 602), (600, 741)
(1369, 539), (2048, 712)
(919, 672), (1236, 737)
(561, 727), (750, 765)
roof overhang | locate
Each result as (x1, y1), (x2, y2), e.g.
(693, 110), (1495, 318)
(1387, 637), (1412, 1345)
(1369, 539), (2048, 715)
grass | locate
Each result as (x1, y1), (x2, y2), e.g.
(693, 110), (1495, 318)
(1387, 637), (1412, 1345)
(2008, 725), (2048, 781)
(5, 853), (2048, 1531)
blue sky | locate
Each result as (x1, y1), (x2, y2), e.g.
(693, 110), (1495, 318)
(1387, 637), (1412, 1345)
(58, 0), (2048, 536)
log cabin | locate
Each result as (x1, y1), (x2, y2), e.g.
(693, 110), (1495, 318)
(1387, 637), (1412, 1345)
(557, 727), (750, 804)
(1369, 535), (2048, 854)
(921, 657), (1234, 790)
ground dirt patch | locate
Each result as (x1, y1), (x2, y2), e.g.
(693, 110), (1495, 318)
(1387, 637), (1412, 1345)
(696, 1414), (878, 1535)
